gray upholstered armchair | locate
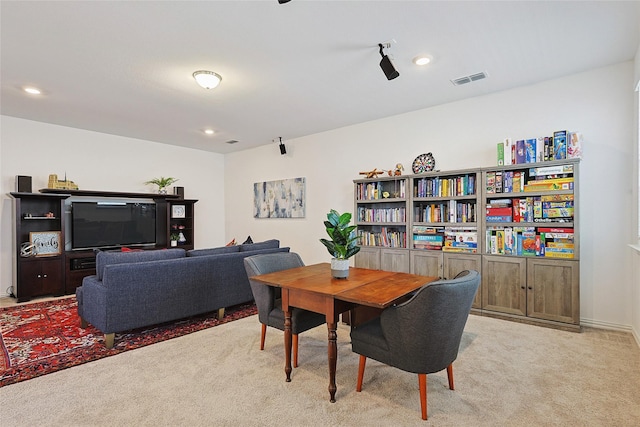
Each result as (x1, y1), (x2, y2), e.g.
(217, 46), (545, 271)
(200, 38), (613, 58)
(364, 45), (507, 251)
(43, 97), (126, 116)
(350, 270), (480, 420)
(244, 252), (326, 367)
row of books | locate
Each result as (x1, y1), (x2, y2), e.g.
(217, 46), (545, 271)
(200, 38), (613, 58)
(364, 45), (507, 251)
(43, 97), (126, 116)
(486, 164), (574, 194)
(355, 180), (407, 201)
(357, 207), (406, 223)
(486, 195), (574, 223)
(414, 201), (476, 223)
(497, 130), (582, 165)
(357, 227), (407, 248)
(412, 226), (478, 253)
(413, 174), (476, 198)
(486, 226), (574, 258)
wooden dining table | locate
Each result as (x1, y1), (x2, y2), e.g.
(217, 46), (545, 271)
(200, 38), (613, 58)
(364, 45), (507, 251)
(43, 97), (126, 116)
(250, 262), (438, 402)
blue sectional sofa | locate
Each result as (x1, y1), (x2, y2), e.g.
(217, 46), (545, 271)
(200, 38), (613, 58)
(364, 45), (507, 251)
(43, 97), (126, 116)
(76, 239), (288, 348)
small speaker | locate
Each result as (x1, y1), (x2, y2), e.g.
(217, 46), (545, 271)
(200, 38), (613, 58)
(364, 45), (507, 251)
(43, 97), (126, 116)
(16, 175), (32, 193)
(174, 186), (184, 199)
(279, 142), (287, 155)
(380, 55), (399, 80)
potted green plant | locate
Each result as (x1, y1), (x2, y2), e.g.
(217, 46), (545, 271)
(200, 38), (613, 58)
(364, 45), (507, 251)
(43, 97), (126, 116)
(320, 209), (361, 278)
(169, 233), (180, 247)
(145, 177), (178, 194)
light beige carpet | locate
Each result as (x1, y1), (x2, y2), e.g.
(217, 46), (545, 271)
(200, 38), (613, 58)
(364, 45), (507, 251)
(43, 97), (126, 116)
(0, 313), (638, 426)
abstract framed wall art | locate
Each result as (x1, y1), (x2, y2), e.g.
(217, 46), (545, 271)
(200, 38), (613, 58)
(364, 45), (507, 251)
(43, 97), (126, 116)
(253, 177), (306, 218)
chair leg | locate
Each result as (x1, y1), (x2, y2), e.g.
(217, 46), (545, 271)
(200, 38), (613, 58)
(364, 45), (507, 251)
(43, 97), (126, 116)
(260, 323), (267, 350)
(293, 334), (299, 368)
(356, 355), (366, 392)
(447, 363), (454, 390)
(418, 373), (427, 420)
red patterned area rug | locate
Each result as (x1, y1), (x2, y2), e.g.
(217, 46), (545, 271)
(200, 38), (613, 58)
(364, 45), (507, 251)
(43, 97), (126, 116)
(0, 297), (257, 387)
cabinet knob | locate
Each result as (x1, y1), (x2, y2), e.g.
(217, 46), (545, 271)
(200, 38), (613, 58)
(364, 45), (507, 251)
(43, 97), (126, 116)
(37, 274), (42, 278)
(43, 274), (48, 278)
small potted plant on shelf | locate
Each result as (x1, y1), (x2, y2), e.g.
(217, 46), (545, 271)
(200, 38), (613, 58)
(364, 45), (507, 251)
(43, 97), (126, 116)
(144, 177), (179, 194)
(170, 233), (180, 247)
(320, 209), (361, 279)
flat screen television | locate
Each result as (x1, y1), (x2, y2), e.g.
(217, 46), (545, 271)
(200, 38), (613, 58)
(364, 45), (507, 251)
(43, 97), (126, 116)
(71, 201), (156, 250)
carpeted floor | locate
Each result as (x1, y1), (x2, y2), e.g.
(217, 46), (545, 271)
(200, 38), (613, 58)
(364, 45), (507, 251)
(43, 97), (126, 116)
(0, 312), (638, 426)
(0, 297), (257, 387)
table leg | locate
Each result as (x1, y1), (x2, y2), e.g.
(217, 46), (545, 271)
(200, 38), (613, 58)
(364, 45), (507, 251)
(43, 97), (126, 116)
(284, 309), (292, 382)
(327, 320), (337, 402)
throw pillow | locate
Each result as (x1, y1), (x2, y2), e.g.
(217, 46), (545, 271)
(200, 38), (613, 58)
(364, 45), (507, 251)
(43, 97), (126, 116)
(242, 236), (253, 244)
(225, 238), (237, 246)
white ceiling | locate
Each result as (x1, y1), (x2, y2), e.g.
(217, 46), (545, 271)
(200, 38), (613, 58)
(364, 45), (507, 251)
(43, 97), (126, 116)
(2, 1), (639, 154)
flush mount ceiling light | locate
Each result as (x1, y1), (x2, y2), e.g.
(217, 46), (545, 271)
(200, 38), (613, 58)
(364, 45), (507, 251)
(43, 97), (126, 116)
(203, 129), (215, 135)
(378, 43), (399, 81)
(193, 70), (222, 90)
(23, 87), (42, 95)
(413, 55), (432, 66)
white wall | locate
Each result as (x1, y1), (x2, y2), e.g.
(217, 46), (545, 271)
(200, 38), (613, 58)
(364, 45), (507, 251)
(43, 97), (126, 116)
(225, 61), (636, 330)
(0, 117), (226, 294)
(632, 44), (640, 345)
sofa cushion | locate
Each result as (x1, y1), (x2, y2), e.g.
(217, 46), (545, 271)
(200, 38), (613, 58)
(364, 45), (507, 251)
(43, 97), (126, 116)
(239, 239), (280, 252)
(187, 246), (240, 257)
(96, 248), (186, 280)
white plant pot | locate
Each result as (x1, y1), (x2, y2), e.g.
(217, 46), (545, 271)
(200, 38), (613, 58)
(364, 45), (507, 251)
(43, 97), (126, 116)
(331, 258), (350, 279)
(170, 241), (178, 247)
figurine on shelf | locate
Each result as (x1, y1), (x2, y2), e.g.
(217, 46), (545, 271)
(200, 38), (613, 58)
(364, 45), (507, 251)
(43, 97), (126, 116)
(388, 163), (404, 176)
(359, 168), (385, 179)
(48, 173), (78, 190)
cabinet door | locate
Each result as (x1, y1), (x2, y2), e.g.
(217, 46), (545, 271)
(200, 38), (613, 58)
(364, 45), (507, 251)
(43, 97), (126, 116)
(482, 255), (526, 315)
(380, 249), (410, 273)
(354, 247), (381, 269)
(410, 250), (443, 277)
(527, 259), (579, 324)
(444, 253), (482, 308)
(40, 258), (64, 295)
(19, 258), (63, 298)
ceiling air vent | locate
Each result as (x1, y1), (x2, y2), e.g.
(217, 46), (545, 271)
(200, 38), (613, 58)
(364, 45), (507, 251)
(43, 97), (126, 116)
(225, 140), (239, 144)
(451, 71), (488, 86)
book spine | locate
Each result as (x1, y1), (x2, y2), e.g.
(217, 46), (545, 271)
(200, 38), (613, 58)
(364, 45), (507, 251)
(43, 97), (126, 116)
(553, 130), (567, 160)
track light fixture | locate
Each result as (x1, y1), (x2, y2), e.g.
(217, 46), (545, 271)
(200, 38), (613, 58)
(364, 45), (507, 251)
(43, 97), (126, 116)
(278, 0), (292, 4)
(278, 137), (287, 155)
(378, 43), (399, 81)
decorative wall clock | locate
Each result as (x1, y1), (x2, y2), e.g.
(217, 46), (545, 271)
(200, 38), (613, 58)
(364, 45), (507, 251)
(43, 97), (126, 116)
(411, 152), (436, 174)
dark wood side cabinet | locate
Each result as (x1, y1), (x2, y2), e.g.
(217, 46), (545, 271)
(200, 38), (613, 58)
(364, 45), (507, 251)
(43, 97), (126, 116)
(156, 199), (198, 251)
(10, 192), (68, 302)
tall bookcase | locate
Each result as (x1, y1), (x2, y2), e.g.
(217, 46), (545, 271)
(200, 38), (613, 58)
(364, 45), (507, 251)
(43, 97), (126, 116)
(354, 176), (410, 272)
(353, 158), (580, 329)
(481, 159), (579, 328)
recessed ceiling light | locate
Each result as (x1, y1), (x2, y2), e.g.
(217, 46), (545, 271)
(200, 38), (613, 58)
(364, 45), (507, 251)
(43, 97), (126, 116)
(23, 87), (42, 95)
(193, 70), (222, 90)
(412, 55), (432, 66)
(204, 129), (215, 135)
